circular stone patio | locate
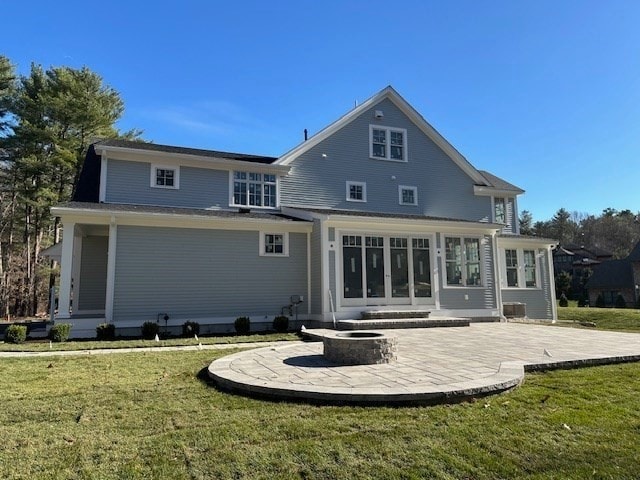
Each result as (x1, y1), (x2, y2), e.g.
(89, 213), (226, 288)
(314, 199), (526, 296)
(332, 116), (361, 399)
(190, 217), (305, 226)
(208, 323), (640, 405)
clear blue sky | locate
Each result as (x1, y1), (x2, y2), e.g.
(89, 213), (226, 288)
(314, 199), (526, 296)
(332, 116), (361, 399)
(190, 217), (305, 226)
(4, 1), (640, 222)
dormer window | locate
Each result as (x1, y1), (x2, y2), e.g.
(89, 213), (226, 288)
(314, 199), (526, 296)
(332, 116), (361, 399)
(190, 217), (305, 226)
(370, 125), (407, 162)
(151, 165), (179, 189)
(494, 197), (506, 224)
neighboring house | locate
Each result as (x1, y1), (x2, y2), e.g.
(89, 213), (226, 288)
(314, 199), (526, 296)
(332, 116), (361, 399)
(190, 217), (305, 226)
(586, 240), (640, 307)
(553, 244), (613, 298)
(49, 86), (558, 337)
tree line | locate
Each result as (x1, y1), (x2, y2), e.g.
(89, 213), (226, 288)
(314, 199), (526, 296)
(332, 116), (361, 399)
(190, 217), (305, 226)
(520, 207), (640, 258)
(0, 55), (140, 319)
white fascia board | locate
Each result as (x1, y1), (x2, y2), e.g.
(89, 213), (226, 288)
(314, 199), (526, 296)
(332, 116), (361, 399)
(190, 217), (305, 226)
(474, 185), (525, 196)
(50, 207), (312, 233)
(497, 236), (558, 249)
(95, 145), (290, 175)
(275, 86), (489, 186)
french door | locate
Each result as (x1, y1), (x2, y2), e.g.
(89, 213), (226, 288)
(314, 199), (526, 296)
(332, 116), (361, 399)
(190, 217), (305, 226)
(341, 234), (433, 306)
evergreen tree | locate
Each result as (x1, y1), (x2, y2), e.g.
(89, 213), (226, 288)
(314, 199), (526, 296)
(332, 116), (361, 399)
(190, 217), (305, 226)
(519, 210), (533, 235)
(0, 59), (142, 317)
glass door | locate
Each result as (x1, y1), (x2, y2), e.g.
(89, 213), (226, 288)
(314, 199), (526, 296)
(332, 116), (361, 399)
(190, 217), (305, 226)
(341, 234), (433, 306)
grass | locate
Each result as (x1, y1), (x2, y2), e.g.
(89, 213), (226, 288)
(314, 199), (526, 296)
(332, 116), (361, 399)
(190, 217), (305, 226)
(0, 350), (638, 479)
(557, 305), (640, 332)
(0, 332), (299, 352)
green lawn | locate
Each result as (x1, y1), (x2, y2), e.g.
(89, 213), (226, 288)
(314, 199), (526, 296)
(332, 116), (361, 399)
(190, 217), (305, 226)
(0, 350), (639, 479)
(557, 305), (640, 332)
(0, 332), (299, 352)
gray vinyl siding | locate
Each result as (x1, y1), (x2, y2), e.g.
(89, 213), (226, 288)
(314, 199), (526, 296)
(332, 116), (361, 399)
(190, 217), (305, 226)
(113, 226), (307, 322)
(280, 98), (491, 222)
(501, 250), (554, 319)
(105, 159), (230, 208)
(438, 234), (497, 310)
(309, 219), (323, 315)
(77, 235), (108, 311)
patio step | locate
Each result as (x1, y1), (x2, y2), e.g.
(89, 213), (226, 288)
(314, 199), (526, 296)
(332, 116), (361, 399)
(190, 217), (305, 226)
(337, 317), (469, 330)
(360, 310), (431, 320)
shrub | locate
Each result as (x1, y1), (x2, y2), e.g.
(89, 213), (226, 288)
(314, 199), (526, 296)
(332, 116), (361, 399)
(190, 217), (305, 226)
(615, 294), (627, 308)
(49, 323), (71, 342)
(272, 315), (289, 333)
(4, 325), (27, 344)
(559, 293), (568, 307)
(234, 316), (250, 335)
(595, 294), (605, 308)
(577, 296), (588, 307)
(96, 323), (116, 340)
(182, 321), (200, 337)
(141, 321), (160, 340)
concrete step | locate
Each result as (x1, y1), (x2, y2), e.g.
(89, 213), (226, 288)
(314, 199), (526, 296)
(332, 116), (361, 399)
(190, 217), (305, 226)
(338, 317), (469, 330)
(361, 310), (431, 320)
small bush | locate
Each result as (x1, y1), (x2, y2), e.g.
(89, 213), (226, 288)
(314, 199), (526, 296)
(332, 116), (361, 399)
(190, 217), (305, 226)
(615, 294), (627, 308)
(559, 293), (568, 307)
(577, 296), (588, 307)
(4, 325), (27, 344)
(182, 321), (200, 337)
(595, 294), (605, 308)
(272, 315), (289, 333)
(141, 321), (160, 340)
(96, 323), (116, 340)
(234, 316), (250, 335)
(49, 323), (71, 342)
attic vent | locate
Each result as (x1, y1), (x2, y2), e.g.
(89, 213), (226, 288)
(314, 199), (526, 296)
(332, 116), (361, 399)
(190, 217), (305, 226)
(239, 208), (251, 214)
(374, 110), (384, 119)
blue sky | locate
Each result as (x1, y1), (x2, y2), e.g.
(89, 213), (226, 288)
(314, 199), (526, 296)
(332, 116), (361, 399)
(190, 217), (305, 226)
(4, 1), (640, 221)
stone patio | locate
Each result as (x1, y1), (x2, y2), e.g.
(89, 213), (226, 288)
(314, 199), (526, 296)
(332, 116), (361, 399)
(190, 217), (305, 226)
(208, 323), (640, 405)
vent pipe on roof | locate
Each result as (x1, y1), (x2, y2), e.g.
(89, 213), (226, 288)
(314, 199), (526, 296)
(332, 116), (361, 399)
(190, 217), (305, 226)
(304, 129), (308, 141)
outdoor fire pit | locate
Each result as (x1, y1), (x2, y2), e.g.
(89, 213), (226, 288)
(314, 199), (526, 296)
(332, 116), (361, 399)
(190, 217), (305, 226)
(323, 331), (397, 365)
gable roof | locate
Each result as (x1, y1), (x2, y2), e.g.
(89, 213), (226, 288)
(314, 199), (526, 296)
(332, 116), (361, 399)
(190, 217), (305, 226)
(478, 170), (524, 194)
(275, 86), (490, 186)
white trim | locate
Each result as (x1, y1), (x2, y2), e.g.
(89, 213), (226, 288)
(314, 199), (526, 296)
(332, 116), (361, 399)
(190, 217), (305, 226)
(441, 234), (485, 288)
(51, 207), (313, 234)
(498, 247), (542, 290)
(474, 185), (524, 196)
(307, 232), (311, 316)
(57, 221), (76, 319)
(259, 231), (290, 257)
(228, 170), (279, 209)
(150, 164), (180, 189)
(105, 221), (117, 323)
(94, 144), (290, 175)
(346, 181), (367, 202)
(547, 246), (558, 322)
(369, 124), (408, 162)
(398, 185), (418, 206)
(71, 236), (83, 313)
(99, 154), (107, 202)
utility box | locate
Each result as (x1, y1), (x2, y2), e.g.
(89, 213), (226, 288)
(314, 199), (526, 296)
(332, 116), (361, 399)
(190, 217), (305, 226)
(503, 302), (526, 318)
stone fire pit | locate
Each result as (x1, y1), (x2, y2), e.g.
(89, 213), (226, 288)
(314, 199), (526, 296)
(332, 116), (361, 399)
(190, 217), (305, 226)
(323, 331), (397, 365)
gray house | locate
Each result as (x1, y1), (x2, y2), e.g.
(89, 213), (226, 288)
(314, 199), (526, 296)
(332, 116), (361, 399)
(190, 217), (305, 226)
(51, 86), (558, 337)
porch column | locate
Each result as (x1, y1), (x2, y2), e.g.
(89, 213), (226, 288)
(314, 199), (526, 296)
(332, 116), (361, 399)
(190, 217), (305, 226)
(57, 221), (76, 319)
(104, 219), (117, 323)
(547, 246), (558, 323)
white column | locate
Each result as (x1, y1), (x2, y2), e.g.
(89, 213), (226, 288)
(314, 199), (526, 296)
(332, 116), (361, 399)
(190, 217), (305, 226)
(57, 221), (76, 319)
(547, 246), (558, 323)
(104, 220), (117, 323)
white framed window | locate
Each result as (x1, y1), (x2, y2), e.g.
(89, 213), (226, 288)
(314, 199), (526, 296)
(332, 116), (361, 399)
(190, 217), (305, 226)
(369, 125), (407, 162)
(259, 232), (289, 257)
(150, 165), (179, 189)
(444, 236), (482, 287)
(501, 248), (539, 288)
(494, 197), (506, 224)
(231, 171), (277, 208)
(398, 185), (418, 205)
(346, 181), (367, 202)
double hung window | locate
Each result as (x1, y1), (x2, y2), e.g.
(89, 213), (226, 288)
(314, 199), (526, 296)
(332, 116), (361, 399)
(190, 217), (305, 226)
(370, 125), (407, 162)
(502, 248), (538, 288)
(445, 236), (482, 286)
